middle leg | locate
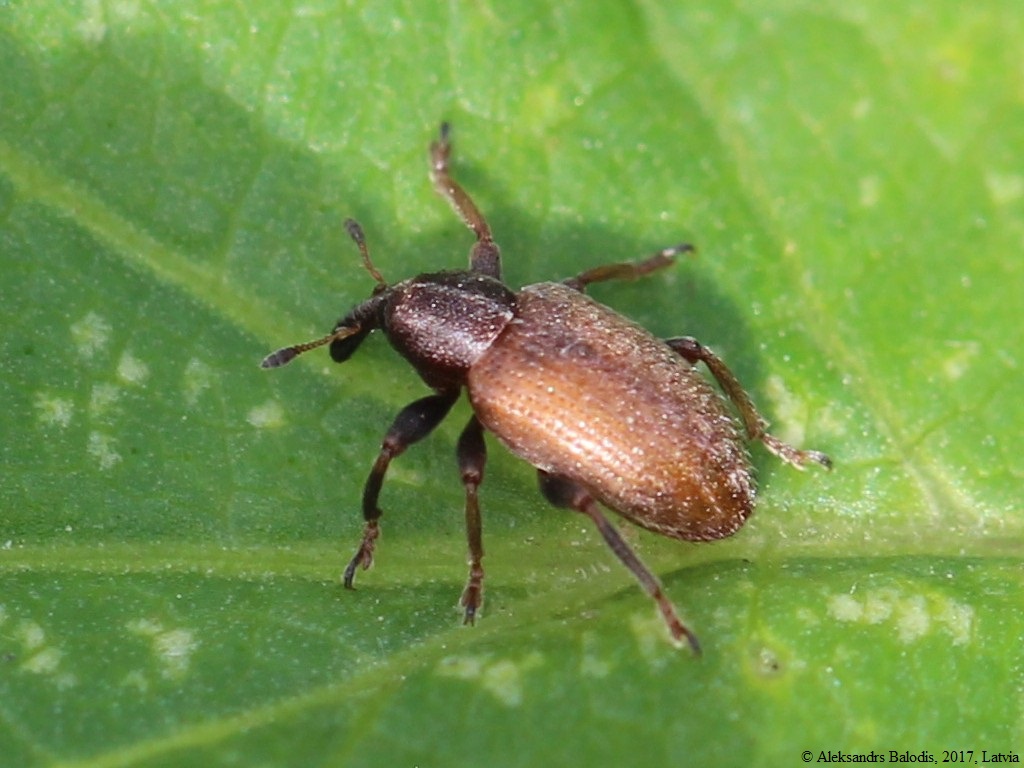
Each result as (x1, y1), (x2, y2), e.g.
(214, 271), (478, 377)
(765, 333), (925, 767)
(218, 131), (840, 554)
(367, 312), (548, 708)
(456, 415), (487, 624)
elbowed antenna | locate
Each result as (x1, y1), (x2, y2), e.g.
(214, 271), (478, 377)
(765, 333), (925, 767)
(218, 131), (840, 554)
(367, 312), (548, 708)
(345, 218), (387, 288)
(260, 325), (361, 369)
(261, 219), (388, 369)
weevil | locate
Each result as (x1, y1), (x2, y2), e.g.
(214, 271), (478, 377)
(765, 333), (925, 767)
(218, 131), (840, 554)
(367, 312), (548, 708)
(262, 123), (831, 651)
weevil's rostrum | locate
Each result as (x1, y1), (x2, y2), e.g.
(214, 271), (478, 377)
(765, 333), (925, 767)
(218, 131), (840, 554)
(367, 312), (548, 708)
(263, 124), (831, 652)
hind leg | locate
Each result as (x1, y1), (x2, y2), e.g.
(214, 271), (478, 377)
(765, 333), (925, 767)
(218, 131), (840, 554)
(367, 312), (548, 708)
(537, 470), (700, 653)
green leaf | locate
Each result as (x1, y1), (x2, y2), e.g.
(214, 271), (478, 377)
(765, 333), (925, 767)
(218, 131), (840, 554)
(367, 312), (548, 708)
(2, 2), (1020, 766)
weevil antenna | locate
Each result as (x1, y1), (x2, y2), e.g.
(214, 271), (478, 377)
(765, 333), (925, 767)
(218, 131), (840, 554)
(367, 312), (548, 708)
(260, 325), (361, 369)
(344, 218), (386, 288)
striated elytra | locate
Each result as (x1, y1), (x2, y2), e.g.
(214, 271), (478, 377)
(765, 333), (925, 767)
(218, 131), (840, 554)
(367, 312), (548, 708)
(263, 124), (831, 652)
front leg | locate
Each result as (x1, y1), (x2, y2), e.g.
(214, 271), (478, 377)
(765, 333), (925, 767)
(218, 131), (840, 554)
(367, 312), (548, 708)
(430, 123), (502, 279)
(343, 390), (459, 588)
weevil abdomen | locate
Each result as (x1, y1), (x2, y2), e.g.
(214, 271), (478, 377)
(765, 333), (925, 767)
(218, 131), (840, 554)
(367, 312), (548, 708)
(467, 281), (754, 541)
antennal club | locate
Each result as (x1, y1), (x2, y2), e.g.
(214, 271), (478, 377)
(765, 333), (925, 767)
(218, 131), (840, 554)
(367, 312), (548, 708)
(260, 325), (361, 369)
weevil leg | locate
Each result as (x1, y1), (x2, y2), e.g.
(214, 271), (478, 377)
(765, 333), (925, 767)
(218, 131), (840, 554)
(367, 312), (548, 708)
(537, 471), (701, 653)
(665, 336), (832, 470)
(429, 123), (502, 280)
(343, 390), (460, 588)
(562, 244), (692, 293)
(456, 415), (487, 624)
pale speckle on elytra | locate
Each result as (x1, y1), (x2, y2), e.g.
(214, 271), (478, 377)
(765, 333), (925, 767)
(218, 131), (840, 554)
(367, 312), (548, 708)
(826, 588), (974, 646)
(71, 312), (111, 360)
(247, 400), (286, 429)
(126, 618), (198, 680)
(436, 652), (544, 707)
(35, 393), (75, 428)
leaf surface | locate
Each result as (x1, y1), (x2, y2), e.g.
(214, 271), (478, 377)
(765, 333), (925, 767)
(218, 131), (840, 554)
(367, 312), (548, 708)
(1, 2), (1020, 766)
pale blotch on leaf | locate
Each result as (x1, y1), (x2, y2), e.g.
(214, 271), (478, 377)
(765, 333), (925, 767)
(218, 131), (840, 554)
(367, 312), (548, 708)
(184, 358), (215, 406)
(15, 620), (72, 685)
(153, 629), (198, 679)
(89, 383), (121, 418)
(795, 607), (820, 626)
(76, 18), (105, 43)
(35, 393), (75, 428)
(21, 646), (63, 675)
(985, 171), (1024, 206)
(858, 176), (881, 208)
(750, 644), (785, 678)
(436, 652), (544, 707)
(827, 594), (862, 622)
(935, 598), (974, 646)
(579, 632), (612, 678)
(630, 611), (675, 666)
(71, 312), (111, 360)
(127, 618), (198, 680)
(121, 669), (149, 693)
(810, 402), (848, 441)
(826, 588), (974, 646)
(764, 374), (808, 448)
(117, 351), (150, 386)
(88, 431), (122, 470)
(247, 400), (286, 429)
(862, 590), (896, 623)
(941, 340), (980, 382)
(895, 595), (930, 644)
(850, 97), (872, 120)
(17, 619), (45, 651)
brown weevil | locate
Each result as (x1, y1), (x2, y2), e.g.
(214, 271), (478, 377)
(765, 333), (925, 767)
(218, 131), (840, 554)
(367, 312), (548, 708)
(262, 123), (831, 652)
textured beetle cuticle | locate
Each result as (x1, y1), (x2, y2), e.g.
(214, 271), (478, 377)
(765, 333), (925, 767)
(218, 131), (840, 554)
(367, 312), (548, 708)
(263, 124), (831, 651)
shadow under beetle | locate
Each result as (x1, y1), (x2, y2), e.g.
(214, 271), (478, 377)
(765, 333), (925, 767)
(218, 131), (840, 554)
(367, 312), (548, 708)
(262, 123), (831, 652)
